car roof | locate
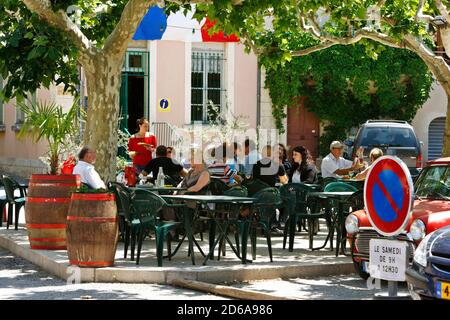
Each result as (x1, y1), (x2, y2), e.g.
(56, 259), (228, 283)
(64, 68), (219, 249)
(362, 121), (413, 128)
(427, 157), (450, 166)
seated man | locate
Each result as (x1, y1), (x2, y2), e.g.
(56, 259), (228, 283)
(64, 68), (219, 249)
(73, 147), (106, 189)
(142, 145), (188, 184)
(252, 145), (289, 187)
(321, 141), (362, 178)
(207, 143), (243, 185)
(355, 148), (384, 180)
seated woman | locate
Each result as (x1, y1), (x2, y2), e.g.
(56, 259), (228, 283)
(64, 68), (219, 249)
(179, 149), (211, 194)
(289, 146), (319, 184)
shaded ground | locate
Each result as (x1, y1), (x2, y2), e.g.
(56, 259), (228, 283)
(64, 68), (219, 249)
(0, 248), (409, 300)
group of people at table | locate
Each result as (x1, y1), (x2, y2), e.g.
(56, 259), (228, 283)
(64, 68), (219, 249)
(69, 118), (384, 238)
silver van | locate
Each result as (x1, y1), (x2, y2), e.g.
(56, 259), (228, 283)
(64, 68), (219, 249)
(346, 120), (423, 175)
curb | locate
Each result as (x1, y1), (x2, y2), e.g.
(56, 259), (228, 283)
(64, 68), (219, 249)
(0, 233), (355, 284)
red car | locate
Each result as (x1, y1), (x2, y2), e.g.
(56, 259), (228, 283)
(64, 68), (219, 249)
(345, 157), (450, 279)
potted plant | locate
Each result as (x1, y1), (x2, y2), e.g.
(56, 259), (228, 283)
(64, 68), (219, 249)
(18, 98), (85, 250)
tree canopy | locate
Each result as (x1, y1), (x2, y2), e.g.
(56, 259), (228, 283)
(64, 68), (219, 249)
(194, 0), (450, 156)
(264, 39), (433, 155)
(1, 0), (449, 180)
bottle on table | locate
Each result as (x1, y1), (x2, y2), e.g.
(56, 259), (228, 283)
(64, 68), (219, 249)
(156, 167), (165, 187)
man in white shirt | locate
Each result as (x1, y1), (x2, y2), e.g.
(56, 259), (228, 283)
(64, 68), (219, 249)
(321, 141), (360, 178)
(73, 147), (106, 189)
(243, 139), (262, 177)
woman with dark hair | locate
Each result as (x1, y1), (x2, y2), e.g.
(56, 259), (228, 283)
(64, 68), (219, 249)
(127, 118), (157, 174)
(278, 143), (292, 175)
(289, 146), (318, 184)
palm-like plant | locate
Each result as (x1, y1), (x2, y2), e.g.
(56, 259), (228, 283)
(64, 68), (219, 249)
(17, 98), (85, 175)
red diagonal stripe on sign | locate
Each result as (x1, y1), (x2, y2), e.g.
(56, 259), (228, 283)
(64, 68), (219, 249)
(374, 175), (401, 220)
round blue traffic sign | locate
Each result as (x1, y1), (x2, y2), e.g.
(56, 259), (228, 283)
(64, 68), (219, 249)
(364, 156), (414, 236)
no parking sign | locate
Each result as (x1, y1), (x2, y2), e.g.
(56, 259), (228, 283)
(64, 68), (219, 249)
(364, 156), (414, 237)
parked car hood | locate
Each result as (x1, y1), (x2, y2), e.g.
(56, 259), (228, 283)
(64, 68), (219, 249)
(354, 199), (450, 233)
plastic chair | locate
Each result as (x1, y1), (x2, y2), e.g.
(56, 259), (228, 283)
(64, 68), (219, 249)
(0, 177), (7, 226)
(279, 183), (332, 251)
(208, 178), (230, 195)
(250, 187), (283, 262)
(131, 189), (182, 266)
(108, 182), (132, 249)
(109, 184), (134, 259)
(324, 182), (358, 192)
(2, 176), (26, 230)
(242, 178), (270, 196)
(215, 186), (249, 259)
(320, 177), (338, 189)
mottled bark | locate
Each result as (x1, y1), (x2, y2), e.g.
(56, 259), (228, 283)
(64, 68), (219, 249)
(84, 54), (124, 182)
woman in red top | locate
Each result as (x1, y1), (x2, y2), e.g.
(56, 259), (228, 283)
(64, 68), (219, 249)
(128, 118), (157, 174)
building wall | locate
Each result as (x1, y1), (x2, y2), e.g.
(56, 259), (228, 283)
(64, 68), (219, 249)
(411, 81), (448, 162)
(234, 43), (258, 129)
(154, 40), (187, 126)
(0, 85), (74, 177)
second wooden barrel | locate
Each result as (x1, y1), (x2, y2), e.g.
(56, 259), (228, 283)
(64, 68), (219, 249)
(66, 193), (118, 267)
(25, 174), (80, 250)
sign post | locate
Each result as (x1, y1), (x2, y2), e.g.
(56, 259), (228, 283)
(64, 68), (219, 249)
(364, 156), (414, 299)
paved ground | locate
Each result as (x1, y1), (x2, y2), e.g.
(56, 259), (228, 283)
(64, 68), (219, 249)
(0, 247), (409, 300)
(0, 248), (227, 300)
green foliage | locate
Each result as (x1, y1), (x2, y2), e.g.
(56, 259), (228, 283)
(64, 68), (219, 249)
(264, 40), (433, 156)
(0, 0), (80, 100)
(17, 98), (86, 174)
(72, 184), (109, 193)
(0, 0), (126, 101)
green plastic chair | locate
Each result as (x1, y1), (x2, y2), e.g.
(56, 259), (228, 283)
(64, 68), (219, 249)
(324, 182), (358, 192)
(279, 183), (332, 251)
(320, 177), (338, 189)
(108, 182), (132, 253)
(130, 189), (182, 266)
(215, 186), (249, 259)
(0, 177), (7, 227)
(250, 187), (283, 262)
(242, 178), (270, 196)
(2, 176), (26, 230)
(340, 190), (364, 256)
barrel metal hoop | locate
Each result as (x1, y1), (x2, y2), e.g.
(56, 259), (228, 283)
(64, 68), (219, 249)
(70, 194), (115, 201)
(67, 216), (118, 223)
(26, 197), (71, 203)
(26, 224), (67, 229)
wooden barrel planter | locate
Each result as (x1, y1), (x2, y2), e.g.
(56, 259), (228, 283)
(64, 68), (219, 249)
(25, 174), (81, 250)
(66, 193), (118, 268)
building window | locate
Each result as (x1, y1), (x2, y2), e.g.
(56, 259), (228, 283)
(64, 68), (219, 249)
(191, 50), (225, 123)
(123, 50), (147, 74)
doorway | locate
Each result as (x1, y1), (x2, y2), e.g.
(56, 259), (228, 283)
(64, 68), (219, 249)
(126, 75), (145, 132)
(286, 97), (320, 159)
(119, 73), (145, 133)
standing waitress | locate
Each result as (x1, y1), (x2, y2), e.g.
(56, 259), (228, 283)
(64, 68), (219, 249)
(128, 118), (157, 174)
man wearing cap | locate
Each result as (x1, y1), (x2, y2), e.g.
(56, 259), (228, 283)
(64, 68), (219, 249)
(321, 141), (361, 178)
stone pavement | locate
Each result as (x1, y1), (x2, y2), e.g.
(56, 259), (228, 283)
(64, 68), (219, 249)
(0, 219), (354, 284)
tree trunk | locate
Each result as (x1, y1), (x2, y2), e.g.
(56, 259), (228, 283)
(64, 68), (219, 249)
(84, 54), (124, 182)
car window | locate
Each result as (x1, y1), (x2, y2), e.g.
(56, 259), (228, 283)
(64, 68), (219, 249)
(415, 165), (450, 199)
(358, 127), (417, 148)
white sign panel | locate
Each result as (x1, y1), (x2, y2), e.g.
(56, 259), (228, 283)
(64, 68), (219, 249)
(369, 239), (408, 282)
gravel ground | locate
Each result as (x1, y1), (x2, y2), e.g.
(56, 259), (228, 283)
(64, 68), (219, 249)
(0, 247), (410, 300)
